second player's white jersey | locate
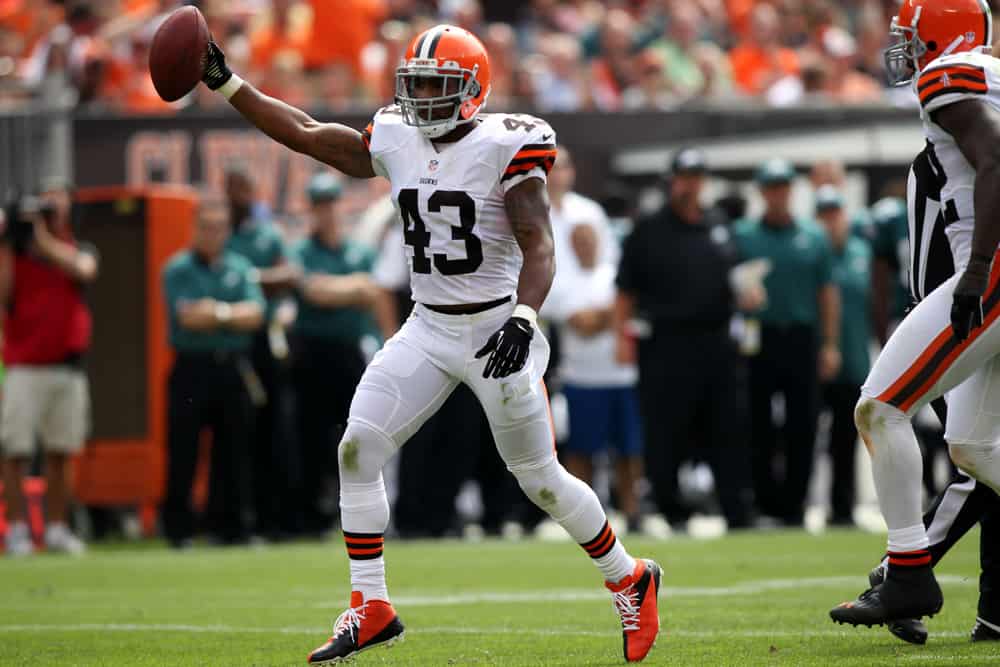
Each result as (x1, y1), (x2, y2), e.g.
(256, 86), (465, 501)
(364, 106), (556, 306)
(915, 50), (1000, 272)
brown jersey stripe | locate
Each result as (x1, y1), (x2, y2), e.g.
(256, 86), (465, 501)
(918, 65), (986, 88)
(500, 159), (555, 182)
(878, 264), (1000, 410)
(917, 74), (987, 96)
(920, 81), (988, 107)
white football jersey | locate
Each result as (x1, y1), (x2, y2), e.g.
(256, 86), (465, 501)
(915, 50), (1000, 271)
(365, 106), (556, 306)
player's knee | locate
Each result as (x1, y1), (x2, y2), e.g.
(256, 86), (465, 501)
(337, 419), (396, 482)
(854, 397), (904, 439)
(510, 456), (588, 517)
(947, 439), (994, 481)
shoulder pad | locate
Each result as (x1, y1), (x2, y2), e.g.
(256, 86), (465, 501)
(917, 53), (989, 111)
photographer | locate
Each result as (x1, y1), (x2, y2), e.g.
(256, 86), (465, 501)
(1, 185), (97, 556)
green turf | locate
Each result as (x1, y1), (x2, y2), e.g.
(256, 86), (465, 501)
(1, 529), (997, 666)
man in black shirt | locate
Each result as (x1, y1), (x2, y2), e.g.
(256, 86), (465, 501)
(615, 149), (762, 529)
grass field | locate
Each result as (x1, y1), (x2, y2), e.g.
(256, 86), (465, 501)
(1, 528), (998, 666)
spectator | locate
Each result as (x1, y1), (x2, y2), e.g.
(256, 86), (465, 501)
(1, 186), (96, 556)
(729, 3), (799, 96)
(290, 172), (393, 534)
(532, 32), (586, 112)
(553, 221), (644, 532)
(822, 25), (882, 104)
(647, 3), (708, 101)
(615, 149), (759, 530)
(814, 185), (871, 525)
(861, 195), (910, 344)
(302, 0), (386, 75)
(588, 9), (636, 111)
(223, 166), (300, 538)
(733, 158), (840, 527)
(545, 144), (618, 308)
(249, 0), (306, 73)
(161, 197), (263, 548)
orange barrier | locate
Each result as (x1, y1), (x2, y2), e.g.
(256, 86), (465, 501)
(70, 186), (197, 516)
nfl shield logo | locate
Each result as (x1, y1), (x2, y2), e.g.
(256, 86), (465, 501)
(941, 72), (951, 86)
(966, 31), (977, 43)
(428, 159), (439, 172)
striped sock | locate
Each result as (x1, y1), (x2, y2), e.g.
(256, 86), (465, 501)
(344, 532), (388, 602)
(887, 549), (932, 569)
(580, 520), (636, 584)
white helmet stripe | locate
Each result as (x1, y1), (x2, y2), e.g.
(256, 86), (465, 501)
(419, 25), (447, 59)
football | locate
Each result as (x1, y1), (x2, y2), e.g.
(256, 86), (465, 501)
(148, 6), (209, 102)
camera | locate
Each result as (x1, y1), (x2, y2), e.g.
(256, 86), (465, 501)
(3, 195), (57, 254)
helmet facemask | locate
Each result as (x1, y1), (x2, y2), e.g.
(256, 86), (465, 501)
(395, 60), (484, 139)
(884, 10), (926, 86)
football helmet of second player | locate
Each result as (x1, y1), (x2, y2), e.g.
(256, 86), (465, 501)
(395, 24), (492, 139)
(884, 0), (993, 86)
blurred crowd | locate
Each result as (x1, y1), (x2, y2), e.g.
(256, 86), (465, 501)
(0, 0), (977, 114)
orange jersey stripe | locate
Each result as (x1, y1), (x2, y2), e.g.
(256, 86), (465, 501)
(504, 159), (555, 175)
(918, 66), (985, 87)
(919, 80), (988, 105)
(513, 149), (558, 160)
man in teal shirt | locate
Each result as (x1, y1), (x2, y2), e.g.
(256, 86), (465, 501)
(290, 173), (392, 534)
(224, 166), (300, 538)
(733, 158), (841, 526)
(855, 196), (910, 344)
(815, 186), (872, 525)
(161, 198), (264, 547)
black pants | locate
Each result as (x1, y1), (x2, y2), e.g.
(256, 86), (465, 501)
(920, 400), (1000, 624)
(249, 331), (300, 537)
(638, 328), (754, 527)
(163, 353), (253, 544)
(749, 324), (819, 525)
(822, 381), (860, 523)
(291, 335), (366, 534)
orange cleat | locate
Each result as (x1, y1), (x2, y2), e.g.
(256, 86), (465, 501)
(307, 592), (405, 664)
(606, 559), (662, 662)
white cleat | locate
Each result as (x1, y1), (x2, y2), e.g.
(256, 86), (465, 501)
(45, 523), (86, 555)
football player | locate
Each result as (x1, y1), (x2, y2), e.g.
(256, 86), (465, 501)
(829, 0), (1000, 629)
(197, 25), (661, 664)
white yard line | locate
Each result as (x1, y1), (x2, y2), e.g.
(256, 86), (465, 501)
(0, 623), (981, 640)
(317, 574), (974, 608)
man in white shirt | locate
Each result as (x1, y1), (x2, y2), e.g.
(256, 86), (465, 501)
(547, 222), (643, 532)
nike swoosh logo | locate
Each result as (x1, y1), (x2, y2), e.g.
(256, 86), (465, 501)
(541, 134), (552, 141)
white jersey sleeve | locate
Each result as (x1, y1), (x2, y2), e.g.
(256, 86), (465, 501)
(493, 114), (558, 194)
(365, 105), (414, 179)
(917, 51), (991, 116)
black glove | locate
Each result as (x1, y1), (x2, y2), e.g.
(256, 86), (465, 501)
(201, 41), (233, 90)
(475, 317), (534, 379)
(951, 255), (991, 342)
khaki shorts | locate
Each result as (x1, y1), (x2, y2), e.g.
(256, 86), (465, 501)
(1, 366), (90, 458)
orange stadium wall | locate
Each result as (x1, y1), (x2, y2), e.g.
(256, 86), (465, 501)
(71, 186), (197, 507)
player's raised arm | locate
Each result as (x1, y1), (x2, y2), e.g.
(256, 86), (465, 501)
(933, 99), (1000, 340)
(201, 43), (376, 179)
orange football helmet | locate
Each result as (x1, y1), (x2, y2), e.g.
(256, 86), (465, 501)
(395, 24), (491, 139)
(885, 0), (993, 85)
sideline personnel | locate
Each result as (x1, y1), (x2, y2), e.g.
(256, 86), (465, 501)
(615, 149), (760, 529)
(161, 198), (264, 547)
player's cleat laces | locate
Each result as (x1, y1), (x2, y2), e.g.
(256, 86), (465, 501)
(606, 558), (661, 662)
(307, 592), (404, 665)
